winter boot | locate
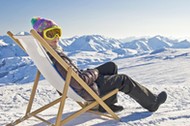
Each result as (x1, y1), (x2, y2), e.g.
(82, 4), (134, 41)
(99, 104), (124, 113)
(147, 91), (167, 112)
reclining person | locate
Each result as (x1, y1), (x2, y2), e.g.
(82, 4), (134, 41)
(31, 17), (167, 113)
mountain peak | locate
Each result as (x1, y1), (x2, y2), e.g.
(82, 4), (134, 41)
(0, 40), (8, 46)
(16, 32), (30, 36)
(65, 35), (122, 52)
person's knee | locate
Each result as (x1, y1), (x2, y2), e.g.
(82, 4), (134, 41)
(109, 61), (117, 67)
(108, 62), (118, 73)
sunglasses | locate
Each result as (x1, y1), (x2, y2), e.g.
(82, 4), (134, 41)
(43, 26), (62, 40)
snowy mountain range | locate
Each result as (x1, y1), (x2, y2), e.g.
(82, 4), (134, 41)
(0, 33), (190, 85)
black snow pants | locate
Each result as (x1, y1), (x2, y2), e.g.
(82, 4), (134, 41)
(95, 62), (157, 110)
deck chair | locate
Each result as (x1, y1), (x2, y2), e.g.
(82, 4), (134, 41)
(6, 30), (120, 126)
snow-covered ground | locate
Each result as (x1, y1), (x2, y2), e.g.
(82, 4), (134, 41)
(1, 49), (190, 126)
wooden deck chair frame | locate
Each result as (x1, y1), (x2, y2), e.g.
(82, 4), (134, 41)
(6, 30), (120, 126)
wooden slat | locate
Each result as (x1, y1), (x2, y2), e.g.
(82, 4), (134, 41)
(55, 67), (72, 126)
(7, 31), (26, 51)
(87, 110), (114, 119)
(25, 70), (41, 114)
(34, 115), (55, 126)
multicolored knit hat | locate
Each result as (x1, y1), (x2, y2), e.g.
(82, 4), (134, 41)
(31, 17), (58, 34)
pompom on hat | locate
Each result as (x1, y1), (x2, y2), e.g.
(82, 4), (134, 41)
(31, 17), (58, 34)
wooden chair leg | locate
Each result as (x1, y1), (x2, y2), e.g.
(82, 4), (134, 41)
(55, 67), (72, 126)
(25, 70), (41, 114)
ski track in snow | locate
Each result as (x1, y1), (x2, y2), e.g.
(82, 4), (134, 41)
(0, 49), (190, 126)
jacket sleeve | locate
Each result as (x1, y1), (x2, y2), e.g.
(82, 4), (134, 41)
(79, 69), (99, 86)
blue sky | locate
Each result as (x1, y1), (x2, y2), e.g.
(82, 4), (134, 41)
(1, 0), (190, 39)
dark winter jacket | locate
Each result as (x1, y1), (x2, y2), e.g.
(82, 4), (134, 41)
(48, 50), (100, 101)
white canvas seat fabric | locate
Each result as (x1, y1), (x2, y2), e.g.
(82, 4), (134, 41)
(15, 35), (85, 102)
